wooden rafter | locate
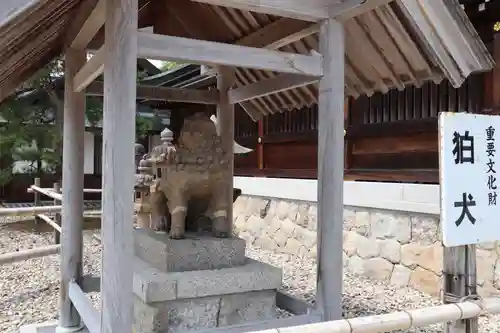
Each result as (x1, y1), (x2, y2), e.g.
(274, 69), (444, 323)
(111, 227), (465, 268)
(64, 0), (104, 49)
(189, 0), (394, 22)
(228, 74), (319, 103)
(86, 81), (220, 104)
(189, 0), (336, 22)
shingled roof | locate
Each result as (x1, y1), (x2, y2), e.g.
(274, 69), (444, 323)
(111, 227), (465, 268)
(0, 0), (494, 120)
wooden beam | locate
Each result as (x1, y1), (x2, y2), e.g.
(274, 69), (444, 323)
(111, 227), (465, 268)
(28, 185), (63, 201)
(228, 73), (319, 103)
(236, 18), (318, 49)
(239, 102), (264, 121)
(0, 205), (62, 217)
(64, 0), (105, 49)
(86, 0), (153, 50)
(337, 0), (395, 21)
(137, 32), (322, 77)
(86, 81), (220, 104)
(397, 0), (463, 87)
(316, 18), (344, 321)
(189, 0), (333, 21)
(59, 48), (86, 330)
(68, 282), (100, 333)
(190, 0), (384, 21)
(227, 1), (394, 49)
(100, 1), (137, 333)
(0, 245), (60, 265)
(224, 18), (322, 120)
(37, 214), (62, 233)
(276, 290), (314, 315)
(73, 47), (105, 92)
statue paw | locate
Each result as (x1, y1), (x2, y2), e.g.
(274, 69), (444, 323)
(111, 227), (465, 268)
(213, 230), (229, 238)
(169, 228), (185, 239)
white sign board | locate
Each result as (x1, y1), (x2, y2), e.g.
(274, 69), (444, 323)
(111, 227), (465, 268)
(439, 112), (500, 247)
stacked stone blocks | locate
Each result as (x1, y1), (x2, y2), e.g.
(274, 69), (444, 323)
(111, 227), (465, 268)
(133, 228), (282, 333)
(233, 195), (500, 298)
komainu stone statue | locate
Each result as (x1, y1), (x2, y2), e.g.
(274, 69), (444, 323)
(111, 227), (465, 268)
(148, 112), (233, 239)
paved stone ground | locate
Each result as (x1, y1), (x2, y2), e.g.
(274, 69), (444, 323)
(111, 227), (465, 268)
(1, 227), (500, 333)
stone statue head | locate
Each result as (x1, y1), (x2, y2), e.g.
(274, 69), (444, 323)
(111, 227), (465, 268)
(177, 112), (219, 150)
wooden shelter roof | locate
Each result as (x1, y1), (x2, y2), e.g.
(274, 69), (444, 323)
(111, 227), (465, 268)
(0, 0), (495, 120)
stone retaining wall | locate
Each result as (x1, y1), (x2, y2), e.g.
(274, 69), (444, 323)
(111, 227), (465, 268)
(232, 195), (500, 298)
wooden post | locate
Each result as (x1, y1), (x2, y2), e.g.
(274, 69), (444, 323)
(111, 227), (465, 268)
(492, 33), (500, 112)
(443, 245), (478, 333)
(257, 119), (264, 170)
(101, 0), (138, 332)
(316, 18), (344, 321)
(34, 177), (41, 226)
(466, 245), (478, 333)
(58, 48), (86, 331)
(216, 66), (236, 234)
(53, 182), (61, 244)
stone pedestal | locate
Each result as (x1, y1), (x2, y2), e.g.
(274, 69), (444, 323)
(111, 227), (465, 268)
(133, 229), (283, 333)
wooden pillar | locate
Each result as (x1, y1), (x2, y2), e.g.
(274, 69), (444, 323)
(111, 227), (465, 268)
(257, 119), (264, 169)
(492, 33), (500, 111)
(34, 177), (41, 226)
(58, 48), (86, 331)
(100, 0), (138, 332)
(216, 67), (236, 234)
(53, 182), (61, 244)
(483, 33), (500, 114)
(316, 18), (344, 322)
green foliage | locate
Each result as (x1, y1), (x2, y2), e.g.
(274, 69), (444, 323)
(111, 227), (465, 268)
(0, 89), (58, 179)
(160, 61), (180, 71)
(86, 97), (103, 127)
(0, 57), (162, 186)
(136, 115), (153, 140)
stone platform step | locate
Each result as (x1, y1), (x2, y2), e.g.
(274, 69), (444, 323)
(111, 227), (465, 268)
(134, 228), (247, 272)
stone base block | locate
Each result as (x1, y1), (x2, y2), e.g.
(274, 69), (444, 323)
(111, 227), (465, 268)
(133, 257), (282, 333)
(134, 290), (277, 333)
(134, 228), (246, 272)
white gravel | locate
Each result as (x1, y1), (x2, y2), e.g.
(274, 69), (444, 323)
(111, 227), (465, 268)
(1, 226), (500, 333)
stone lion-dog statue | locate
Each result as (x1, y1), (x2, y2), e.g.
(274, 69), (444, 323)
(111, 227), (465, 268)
(149, 112), (233, 239)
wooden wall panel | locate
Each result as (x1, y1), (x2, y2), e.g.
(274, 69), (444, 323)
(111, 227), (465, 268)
(352, 132), (438, 155)
(234, 150), (258, 169)
(234, 74), (483, 184)
(263, 143), (317, 170)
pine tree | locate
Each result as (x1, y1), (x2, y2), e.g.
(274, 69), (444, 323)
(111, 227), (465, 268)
(0, 57), (157, 187)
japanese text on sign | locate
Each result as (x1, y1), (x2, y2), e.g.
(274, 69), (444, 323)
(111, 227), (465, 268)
(439, 112), (500, 247)
(486, 126), (497, 206)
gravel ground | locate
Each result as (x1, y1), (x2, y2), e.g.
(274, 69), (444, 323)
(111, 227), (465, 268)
(1, 226), (500, 333)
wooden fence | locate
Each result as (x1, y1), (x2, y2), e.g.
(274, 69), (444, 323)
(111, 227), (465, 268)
(0, 178), (101, 265)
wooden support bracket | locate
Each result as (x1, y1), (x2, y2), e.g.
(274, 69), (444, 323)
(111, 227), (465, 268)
(73, 47), (105, 92)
